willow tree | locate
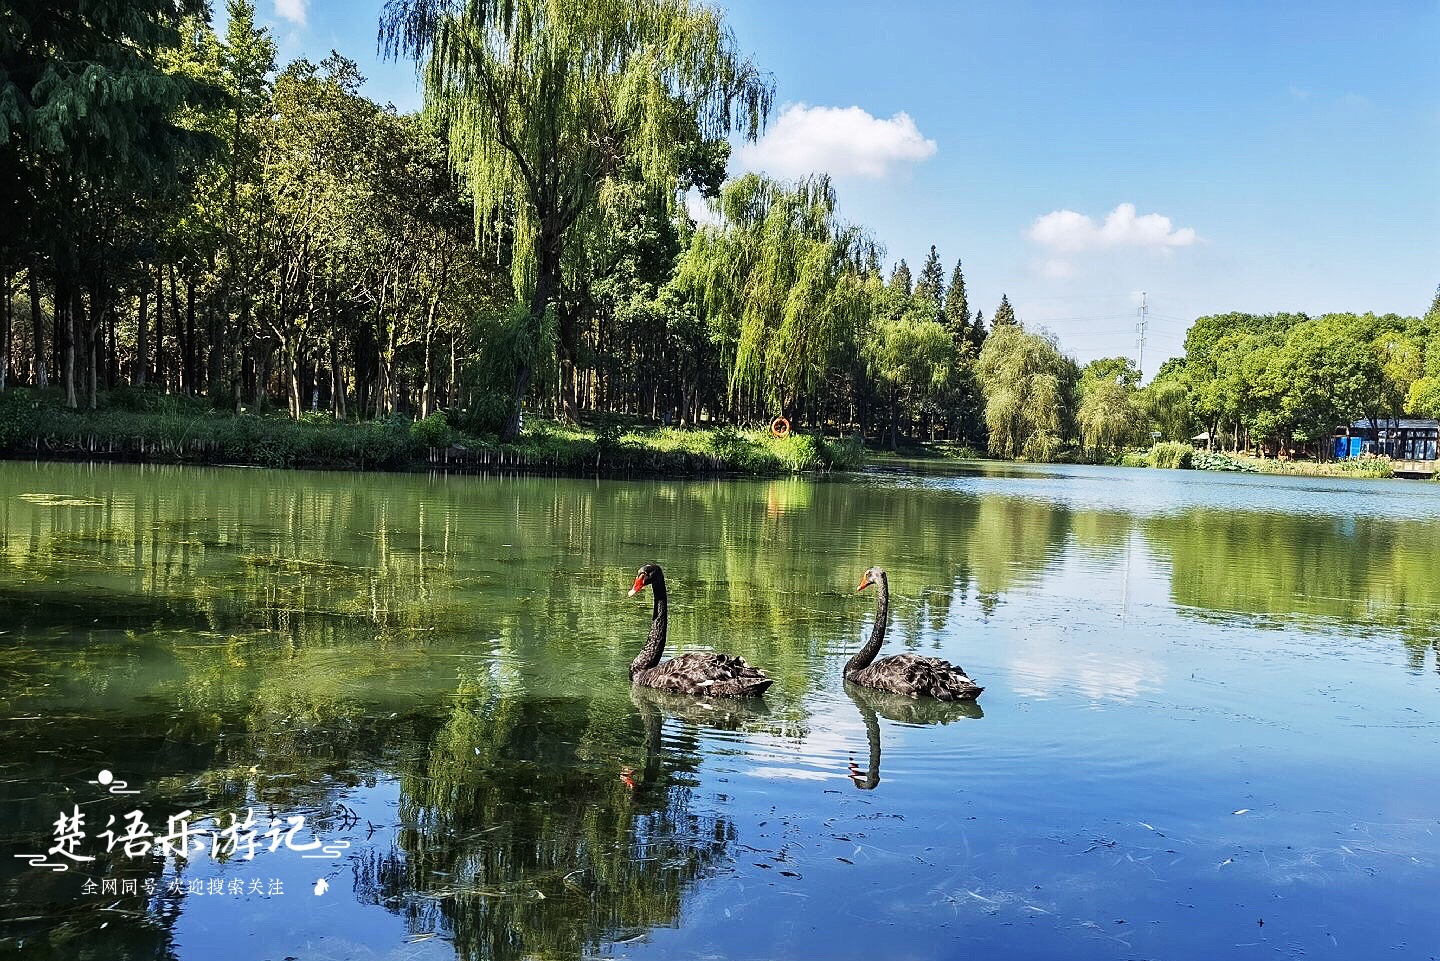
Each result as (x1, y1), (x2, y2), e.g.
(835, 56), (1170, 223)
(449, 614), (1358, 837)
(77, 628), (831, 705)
(381, 0), (771, 436)
(976, 324), (1077, 461)
(1077, 357), (1144, 459)
(673, 173), (875, 420)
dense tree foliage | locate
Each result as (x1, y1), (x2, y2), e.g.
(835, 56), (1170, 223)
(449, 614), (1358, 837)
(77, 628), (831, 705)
(0, 2), (1430, 464)
(1162, 308), (1436, 455)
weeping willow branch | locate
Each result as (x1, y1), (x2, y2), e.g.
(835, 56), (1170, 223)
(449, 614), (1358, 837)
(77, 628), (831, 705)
(380, 0), (772, 435)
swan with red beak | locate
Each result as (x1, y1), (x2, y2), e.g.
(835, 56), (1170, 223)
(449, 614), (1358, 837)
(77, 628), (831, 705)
(626, 563), (772, 697)
(848, 566), (983, 701)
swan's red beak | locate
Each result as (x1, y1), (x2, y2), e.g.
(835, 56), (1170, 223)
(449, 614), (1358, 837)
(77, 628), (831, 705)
(628, 575), (647, 597)
(856, 573), (872, 592)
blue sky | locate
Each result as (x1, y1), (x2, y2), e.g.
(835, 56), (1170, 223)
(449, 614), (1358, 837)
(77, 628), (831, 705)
(253, 0), (1439, 372)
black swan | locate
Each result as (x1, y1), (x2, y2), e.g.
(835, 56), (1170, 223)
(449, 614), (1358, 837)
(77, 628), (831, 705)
(847, 567), (983, 701)
(628, 564), (772, 697)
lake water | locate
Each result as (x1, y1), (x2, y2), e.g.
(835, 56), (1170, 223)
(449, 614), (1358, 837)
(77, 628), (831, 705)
(2, 460), (1438, 960)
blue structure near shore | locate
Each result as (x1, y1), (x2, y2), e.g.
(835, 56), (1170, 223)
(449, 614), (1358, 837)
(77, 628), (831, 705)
(1334, 418), (1440, 461)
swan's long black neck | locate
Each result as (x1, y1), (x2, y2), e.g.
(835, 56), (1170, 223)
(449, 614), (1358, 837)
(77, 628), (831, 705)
(844, 573), (888, 677)
(631, 571), (668, 676)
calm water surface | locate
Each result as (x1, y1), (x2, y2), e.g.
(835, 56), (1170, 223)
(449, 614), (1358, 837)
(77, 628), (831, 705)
(1, 461), (1438, 960)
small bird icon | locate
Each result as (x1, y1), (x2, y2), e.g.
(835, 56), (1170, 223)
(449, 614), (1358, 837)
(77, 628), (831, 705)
(313, 878), (329, 896)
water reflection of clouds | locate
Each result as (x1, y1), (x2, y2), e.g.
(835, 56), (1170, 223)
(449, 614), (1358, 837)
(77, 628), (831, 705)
(739, 697), (868, 783)
(896, 462), (1440, 522)
(999, 538), (1170, 702)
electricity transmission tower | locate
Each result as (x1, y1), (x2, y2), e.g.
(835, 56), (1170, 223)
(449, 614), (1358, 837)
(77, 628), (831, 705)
(1136, 291), (1149, 380)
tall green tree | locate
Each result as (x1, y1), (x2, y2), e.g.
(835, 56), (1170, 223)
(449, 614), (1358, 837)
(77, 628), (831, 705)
(969, 309), (986, 352)
(673, 174), (874, 418)
(212, 0), (278, 399)
(1077, 356), (1144, 458)
(381, 0), (772, 436)
(943, 258), (970, 345)
(976, 324), (1076, 461)
(1, 0), (219, 406)
(915, 245), (945, 310)
(991, 293), (1017, 328)
(888, 260), (912, 298)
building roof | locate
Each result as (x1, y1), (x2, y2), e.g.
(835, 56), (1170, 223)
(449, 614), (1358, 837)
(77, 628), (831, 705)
(1347, 418), (1440, 430)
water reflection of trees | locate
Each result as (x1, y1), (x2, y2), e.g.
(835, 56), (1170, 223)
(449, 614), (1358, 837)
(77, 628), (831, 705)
(356, 679), (735, 961)
(1141, 508), (1440, 670)
(0, 464), (1078, 702)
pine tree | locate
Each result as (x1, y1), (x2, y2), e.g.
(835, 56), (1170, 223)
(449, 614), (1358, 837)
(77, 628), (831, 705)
(916, 245), (945, 305)
(889, 260), (913, 297)
(944, 258), (970, 345)
(863, 247), (883, 279)
(992, 293), (1017, 328)
(969, 309), (987, 352)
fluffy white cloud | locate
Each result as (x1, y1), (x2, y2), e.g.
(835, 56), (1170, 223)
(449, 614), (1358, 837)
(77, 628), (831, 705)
(1028, 203), (1197, 254)
(683, 188), (721, 226)
(734, 104), (937, 180)
(1037, 258), (1078, 280)
(275, 0), (307, 27)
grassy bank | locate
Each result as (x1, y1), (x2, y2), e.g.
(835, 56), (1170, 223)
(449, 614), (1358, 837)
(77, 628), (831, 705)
(0, 392), (864, 476)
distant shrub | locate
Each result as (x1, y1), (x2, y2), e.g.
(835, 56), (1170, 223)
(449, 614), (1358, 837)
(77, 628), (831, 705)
(1147, 440), (1194, 470)
(822, 433), (867, 470)
(1192, 451), (1258, 472)
(410, 411), (452, 449)
(1119, 450), (1149, 468)
(770, 433), (823, 471)
(1332, 454), (1394, 478)
(453, 393), (510, 436)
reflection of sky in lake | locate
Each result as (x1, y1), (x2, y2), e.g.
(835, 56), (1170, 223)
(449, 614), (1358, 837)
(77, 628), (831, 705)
(2, 460), (1438, 960)
(877, 458), (1440, 521)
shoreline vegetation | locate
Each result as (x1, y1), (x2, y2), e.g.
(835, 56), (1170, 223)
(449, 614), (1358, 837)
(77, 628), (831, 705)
(0, 390), (862, 475)
(0, 389), (1422, 482)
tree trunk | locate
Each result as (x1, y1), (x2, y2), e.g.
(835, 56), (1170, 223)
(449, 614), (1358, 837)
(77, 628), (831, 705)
(503, 227), (561, 439)
(61, 278), (78, 409)
(558, 306), (579, 423)
(135, 274), (149, 386)
(288, 343), (302, 419)
(0, 266), (10, 391)
(86, 281), (102, 409)
(153, 264), (165, 389)
(330, 336), (345, 419)
(184, 277), (197, 395)
(106, 295), (117, 389)
(29, 267), (46, 388)
(169, 265), (185, 394)
(87, 289), (98, 410)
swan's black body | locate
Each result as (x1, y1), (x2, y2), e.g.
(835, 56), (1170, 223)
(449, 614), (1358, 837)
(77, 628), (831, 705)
(847, 568), (983, 701)
(629, 564), (772, 698)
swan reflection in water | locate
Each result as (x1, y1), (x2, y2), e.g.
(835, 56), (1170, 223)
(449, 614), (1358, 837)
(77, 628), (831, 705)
(622, 686), (773, 789)
(844, 682), (983, 790)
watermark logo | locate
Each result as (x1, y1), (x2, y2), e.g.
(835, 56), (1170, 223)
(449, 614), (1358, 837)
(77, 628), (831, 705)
(13, 770), (351, 873)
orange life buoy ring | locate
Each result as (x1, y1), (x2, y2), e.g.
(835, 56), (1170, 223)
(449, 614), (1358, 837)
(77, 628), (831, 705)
(770, 417), (791, 438)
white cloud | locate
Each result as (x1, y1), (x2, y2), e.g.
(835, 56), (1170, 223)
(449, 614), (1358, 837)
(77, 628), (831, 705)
(1028, 203), (1197, 254)
(1037, 258), (1078, 280)
(275, 0), (307, 27)
(683, 188), (721, 226)
(734, 104), (937, 180)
